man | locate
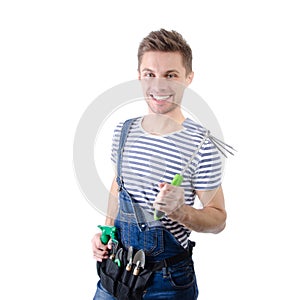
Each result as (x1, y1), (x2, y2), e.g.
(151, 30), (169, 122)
(92, 29), (226, 299)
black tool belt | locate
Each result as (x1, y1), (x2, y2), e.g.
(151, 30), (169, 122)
(96, 248), (192, 300)
(146, 250), (191, 272)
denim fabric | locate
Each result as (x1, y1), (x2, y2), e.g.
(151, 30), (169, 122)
(93, 281), (115, 300)
(143, 257), (198, 300)
(114, 189), (188, 262)
(93, 118), (198, 299)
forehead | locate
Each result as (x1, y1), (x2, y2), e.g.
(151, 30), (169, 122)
(140, 51), (185, 72)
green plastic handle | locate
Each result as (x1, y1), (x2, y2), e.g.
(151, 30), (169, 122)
(154, 174), (183, 220)
(98, 225), (117, 245)
(171, 174), (183, 186)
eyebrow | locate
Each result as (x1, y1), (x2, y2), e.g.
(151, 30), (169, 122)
(141, 68), (180, 74)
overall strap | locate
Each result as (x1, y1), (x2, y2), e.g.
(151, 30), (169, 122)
(115, 117), (162, 229)
(116, 118), (137, 188)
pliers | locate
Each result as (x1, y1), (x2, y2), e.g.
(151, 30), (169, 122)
(114, 248), (123, 267)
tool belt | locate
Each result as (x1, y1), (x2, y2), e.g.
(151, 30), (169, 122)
(96, 248), (192, 300)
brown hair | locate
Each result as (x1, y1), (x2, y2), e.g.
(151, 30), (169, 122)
(137, 29), (193, 75)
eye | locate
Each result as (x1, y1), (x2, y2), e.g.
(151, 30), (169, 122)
(143, 72), (155, 78)
(166, 73), (177, 79)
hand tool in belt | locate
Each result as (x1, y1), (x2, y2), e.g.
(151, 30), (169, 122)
(121, 246), (134, 285)
(109, 242), (118, 260)
(97, 225), (119, 261)
(126, 246), (133, 271)
(114, 248), (123, 267)
(128, 249), (145, 289)
(133, 249), (145, 275)
(98, 225), (118, 245)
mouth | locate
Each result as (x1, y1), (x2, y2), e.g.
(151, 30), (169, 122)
(149, 93), (173, 102)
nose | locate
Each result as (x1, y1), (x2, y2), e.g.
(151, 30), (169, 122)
(148, 78), (169, 93)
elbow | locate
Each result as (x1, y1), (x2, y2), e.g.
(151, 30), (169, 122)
(213, 221), (226, 234)
(212, 210), (227, 234)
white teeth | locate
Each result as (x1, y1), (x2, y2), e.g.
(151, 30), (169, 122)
(151, 94), (170, 101)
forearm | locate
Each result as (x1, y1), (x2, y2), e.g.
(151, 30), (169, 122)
(154, 184), (227, 233)
(105, 177), (119, 226)
(169, 204), (227, 234)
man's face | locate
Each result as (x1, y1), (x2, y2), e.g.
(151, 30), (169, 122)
(138, 51), (193, 116)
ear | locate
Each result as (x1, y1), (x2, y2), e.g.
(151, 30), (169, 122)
(186, 71), (194, 85)
(137, 71), (141, 80)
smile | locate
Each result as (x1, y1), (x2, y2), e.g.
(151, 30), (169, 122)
(149, 94), (172, 101)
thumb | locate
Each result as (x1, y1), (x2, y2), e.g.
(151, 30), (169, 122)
(158, 182), (166, 189)
(107, 239), (112, 250)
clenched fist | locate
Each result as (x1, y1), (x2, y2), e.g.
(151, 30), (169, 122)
(91, 232), (112, 262)
(153, 182), (185, 218)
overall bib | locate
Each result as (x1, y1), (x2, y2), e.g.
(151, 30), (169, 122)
(93, 118), (199, 300)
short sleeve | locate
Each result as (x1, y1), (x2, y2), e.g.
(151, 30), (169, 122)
(192, 140), (223, 190)
(110, 122), (123, 167)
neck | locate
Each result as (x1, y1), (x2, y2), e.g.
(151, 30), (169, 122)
(148, 106), (186, 124)
(142, 113), (185, 135)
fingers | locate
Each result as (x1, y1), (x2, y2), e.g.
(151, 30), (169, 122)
(154, 182), (185, 215)
(155, 183), (172, 205)
(157, 182), (181, 199)
(153, 200), (166, 212)
(158, 182), (167, 189)
(91, 233), (110, 262)
(93, 249), (109, 262)
(157, 182), (173, 196)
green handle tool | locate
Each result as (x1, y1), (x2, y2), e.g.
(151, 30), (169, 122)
(154, 174), (183, 220)
(154, 130), (210, 220)
(98, 225), (118, 245)
(170, 173), (184, 186)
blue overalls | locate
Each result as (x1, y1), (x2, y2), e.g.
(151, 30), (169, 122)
(93, 118), (199, 299)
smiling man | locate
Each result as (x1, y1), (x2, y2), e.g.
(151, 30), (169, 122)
(92, 29), (226, 300)
(139, 51), (193, 120)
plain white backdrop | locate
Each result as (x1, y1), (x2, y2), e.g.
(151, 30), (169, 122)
(1, 0), (299, 299)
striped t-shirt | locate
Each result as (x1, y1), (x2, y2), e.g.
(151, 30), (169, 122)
(111, 117), (222, 249)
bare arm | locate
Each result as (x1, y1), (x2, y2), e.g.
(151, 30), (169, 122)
(92, 176), (119, 261)
(105, 176), (119, 225)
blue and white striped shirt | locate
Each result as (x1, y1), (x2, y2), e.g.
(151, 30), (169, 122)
(111, 117), (222, 248)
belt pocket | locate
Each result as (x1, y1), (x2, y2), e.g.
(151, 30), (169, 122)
(167, 258), (196, 290)
(99, 259), (122, 296)
(116, 269), (153, 300)
(132, 269), (153, 295)
(114, 270), (132, 300)
(116, 280), (131, 300)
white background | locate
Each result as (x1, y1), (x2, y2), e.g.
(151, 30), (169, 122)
(1, 0), (299, 299)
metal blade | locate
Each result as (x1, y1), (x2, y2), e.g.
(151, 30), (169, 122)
(132, 249), (145, 269)
(127, 246), (133, 263)
(126, 246), (134, 271)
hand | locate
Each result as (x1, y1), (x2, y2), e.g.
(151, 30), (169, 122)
(153, 182), (185, 218)
(91, 232), (111, 262)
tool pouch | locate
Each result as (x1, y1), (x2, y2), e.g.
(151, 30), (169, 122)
(97, 254), (153, 300)
(97, 259), (122, 296)
(116, 268), (153, 300)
